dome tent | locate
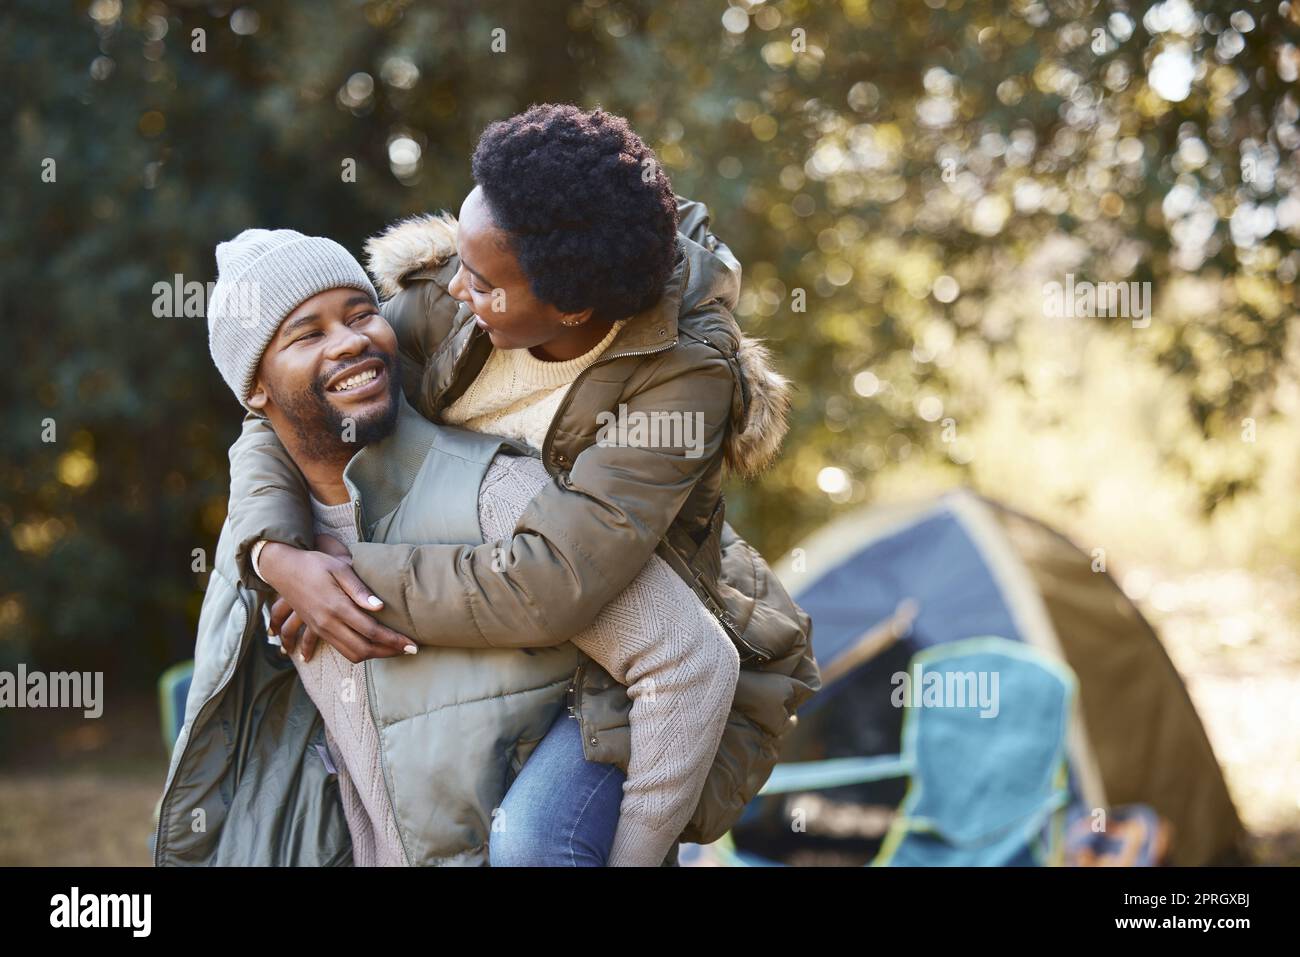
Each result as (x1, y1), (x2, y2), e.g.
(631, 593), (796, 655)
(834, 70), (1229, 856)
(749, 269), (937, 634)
(715, 489), (1244, 866)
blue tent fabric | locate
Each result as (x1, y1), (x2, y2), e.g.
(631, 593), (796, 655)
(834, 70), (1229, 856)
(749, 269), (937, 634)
(797, 508), (1027, 713)
(779, 498), (1090, 805)
(688, 494), (1104, 866)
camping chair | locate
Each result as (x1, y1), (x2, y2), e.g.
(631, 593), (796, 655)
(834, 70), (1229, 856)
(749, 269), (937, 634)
(714, 636), (1076, 866)
(158, 660), (194, 758)
(149, 660), (195, 858)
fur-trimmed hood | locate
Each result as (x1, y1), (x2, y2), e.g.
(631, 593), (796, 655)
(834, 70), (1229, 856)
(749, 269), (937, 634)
(722, 333), (791, 479)
(365, 212), (459, 300)
(363, 204), (790, 478)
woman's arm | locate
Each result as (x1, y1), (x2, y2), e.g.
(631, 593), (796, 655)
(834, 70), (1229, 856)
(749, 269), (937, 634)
(252, 340), (731, 654)
(347, 347), (737, 649)
(241, 206), (742, 651)
(225, 414), (315, 590)
(223, 417), (414, 658)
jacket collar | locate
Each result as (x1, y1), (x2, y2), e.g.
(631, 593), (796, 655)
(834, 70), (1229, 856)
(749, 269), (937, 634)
(365, 199), (744, 349)
(601, 237), (690, 355)
(342, 398), (441, 528)
(343, 397), (530, 531)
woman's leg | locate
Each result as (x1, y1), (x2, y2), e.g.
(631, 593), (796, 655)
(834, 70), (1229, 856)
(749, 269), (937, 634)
(489, 711), (626, 867)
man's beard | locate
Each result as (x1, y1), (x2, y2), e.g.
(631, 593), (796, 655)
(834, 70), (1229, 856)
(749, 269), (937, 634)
(273, 351), (402, 463)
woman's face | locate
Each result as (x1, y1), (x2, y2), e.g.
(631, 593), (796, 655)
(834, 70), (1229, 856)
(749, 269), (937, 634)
(447, 186), (609, 361)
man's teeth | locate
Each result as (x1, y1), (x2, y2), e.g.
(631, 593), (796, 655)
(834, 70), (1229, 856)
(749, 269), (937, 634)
(331, 368), (378, 392)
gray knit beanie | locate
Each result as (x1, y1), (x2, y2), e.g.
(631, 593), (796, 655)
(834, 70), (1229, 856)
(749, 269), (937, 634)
(207, 228), (378, 410)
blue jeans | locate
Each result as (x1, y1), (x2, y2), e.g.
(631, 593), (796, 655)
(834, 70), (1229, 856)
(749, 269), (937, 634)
(489, 711), (626, 867)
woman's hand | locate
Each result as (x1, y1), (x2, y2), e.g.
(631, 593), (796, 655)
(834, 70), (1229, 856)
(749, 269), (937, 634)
(314, 532), (352, 559)
(260, 542), (417, 663)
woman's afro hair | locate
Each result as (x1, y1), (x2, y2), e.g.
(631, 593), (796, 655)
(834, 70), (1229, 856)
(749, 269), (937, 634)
(470, 104), (680, 324)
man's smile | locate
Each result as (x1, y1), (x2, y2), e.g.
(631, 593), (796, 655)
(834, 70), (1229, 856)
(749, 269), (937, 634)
(324, 357), (387, 400)
(332, 368), (378, 392)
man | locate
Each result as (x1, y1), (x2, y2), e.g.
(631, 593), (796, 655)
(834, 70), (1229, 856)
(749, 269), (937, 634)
(185, 227), (741, 869)
(156, 229), (588, 865)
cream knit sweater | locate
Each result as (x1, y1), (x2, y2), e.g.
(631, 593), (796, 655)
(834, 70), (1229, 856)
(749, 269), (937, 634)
(441, 321), (626, 448)
(446, 330), (741, 867)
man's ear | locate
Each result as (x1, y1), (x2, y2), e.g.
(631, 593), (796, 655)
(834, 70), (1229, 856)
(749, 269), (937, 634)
(247, 381), (269, 411)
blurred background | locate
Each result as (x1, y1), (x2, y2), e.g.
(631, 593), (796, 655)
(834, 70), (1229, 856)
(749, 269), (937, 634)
(2, 0), (1298, 864)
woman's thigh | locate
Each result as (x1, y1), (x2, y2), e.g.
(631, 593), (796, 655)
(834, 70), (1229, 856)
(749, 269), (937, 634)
(490, 712), (626, 867)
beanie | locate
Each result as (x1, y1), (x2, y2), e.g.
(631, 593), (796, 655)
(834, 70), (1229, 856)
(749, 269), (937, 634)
(207, 229), (378, 410)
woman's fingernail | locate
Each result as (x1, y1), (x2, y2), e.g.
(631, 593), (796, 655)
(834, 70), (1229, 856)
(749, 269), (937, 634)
(367, 595), (383, 609)
(404, 644), (418, 655)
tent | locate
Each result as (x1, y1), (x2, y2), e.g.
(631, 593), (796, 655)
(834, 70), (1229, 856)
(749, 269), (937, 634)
(713, 489), (1245, 866)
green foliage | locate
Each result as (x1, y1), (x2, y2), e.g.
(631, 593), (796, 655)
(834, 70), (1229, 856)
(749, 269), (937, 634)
(2, 0), (1297, 686)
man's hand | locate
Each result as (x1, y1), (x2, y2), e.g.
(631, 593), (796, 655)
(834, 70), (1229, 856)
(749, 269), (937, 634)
(260, 541), (417, 663)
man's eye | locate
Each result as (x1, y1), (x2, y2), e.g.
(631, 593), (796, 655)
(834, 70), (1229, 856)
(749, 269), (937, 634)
(347, 311), (378, 324)
(296, 331), (321, 343)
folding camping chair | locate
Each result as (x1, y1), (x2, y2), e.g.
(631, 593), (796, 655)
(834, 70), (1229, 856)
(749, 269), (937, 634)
(149, 660), (195, 857)
(158, 659), (194, 758)
(714, 636), (1076, 866)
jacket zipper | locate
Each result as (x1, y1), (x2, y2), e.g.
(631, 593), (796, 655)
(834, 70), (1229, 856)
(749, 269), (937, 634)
(570, 662), (587, 740)
(689, 566), (769, 663)
(429, 319), (492, 419)
(351, 484), (415, 866)
(153, 596), (250, 866)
